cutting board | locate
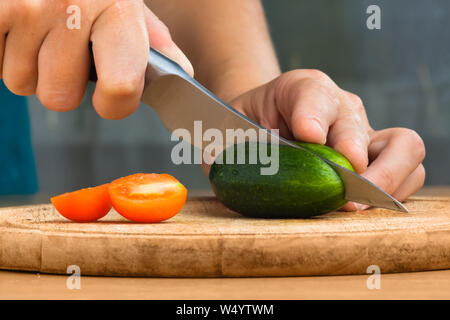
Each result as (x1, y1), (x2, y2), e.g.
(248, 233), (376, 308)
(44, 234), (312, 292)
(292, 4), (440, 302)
(0, 196), (449, 277)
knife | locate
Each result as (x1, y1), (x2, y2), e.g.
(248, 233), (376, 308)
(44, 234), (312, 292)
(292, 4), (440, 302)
(140, 48), (408, 213)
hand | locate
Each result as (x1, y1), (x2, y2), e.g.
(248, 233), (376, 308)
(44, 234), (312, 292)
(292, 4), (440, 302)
(0, 0), (193, 119)
(230, 69), (426, 211)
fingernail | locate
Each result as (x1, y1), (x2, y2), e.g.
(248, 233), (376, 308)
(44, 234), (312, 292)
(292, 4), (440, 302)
(311, 119), (326, 144)
(312, 119), (324, 132)
(355, 203), (369, 211)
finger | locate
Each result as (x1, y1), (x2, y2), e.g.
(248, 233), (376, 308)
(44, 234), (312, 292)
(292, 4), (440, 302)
(341, 128), (425, 212)
(341, 165), (426, 212)
(327, 93), (371, 173)
(362, 128), (426, 195)
(232, 84), (294, 139)
(143, 6), (194, 77)
(340, 201), (359, 212)
(343, 164), (426, 212)
(2, 4), (49, 96)
(36, 24), (91, 111)
(272, 110), (294, 140)
(90, 0), (149, 119)
(280, 71), (340, 144)
(392, 164), (426, 201)
(259, 103), (293, 139)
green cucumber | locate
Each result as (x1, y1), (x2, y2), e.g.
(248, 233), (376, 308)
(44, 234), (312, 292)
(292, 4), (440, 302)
(209, 142), (354, 218)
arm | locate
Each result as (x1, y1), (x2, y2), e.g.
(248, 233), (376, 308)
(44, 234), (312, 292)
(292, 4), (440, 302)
(146, 0), (280, 101)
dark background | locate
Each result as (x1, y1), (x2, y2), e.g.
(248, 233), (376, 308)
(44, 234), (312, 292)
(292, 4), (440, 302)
(28, 0), (450, 195)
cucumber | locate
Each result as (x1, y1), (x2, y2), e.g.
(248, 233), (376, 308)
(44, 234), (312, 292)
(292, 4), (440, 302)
(209, 142), (354, 218)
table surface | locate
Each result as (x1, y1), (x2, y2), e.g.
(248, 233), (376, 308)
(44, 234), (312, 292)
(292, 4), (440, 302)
(1, 186), (449, 300)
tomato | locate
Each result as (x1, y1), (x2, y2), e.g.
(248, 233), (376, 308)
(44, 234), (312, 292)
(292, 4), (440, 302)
(51, 184), (112, 222)
(108, 173), (187, 223)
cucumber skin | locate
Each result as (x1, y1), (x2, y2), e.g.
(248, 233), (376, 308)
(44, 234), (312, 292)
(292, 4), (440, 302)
(209, 142), (354, 219)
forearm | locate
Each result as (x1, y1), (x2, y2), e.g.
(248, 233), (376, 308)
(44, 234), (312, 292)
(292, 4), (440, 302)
(146, 0), (281, 102)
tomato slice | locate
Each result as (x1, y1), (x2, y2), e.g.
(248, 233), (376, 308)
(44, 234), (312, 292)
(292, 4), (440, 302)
(108, 173), (187, 223)
(51, 184), (112, 222)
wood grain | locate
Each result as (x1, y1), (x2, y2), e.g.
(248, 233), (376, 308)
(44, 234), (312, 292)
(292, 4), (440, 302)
(0, 196), (449, 277)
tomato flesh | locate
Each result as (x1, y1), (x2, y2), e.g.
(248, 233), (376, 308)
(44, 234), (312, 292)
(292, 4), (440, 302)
(108, 173), (187, 223)
(51, 184), (112, 222)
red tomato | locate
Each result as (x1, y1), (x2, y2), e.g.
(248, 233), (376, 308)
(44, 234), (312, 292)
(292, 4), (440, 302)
(51, 184), (112, 222)
(108, 173), (187, 223)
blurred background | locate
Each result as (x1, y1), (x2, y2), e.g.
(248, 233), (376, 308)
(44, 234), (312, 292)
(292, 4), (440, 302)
(12, 0), (450, 199)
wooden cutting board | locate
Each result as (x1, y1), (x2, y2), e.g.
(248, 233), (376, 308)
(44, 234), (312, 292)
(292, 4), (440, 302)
(0, 196), (449, 277)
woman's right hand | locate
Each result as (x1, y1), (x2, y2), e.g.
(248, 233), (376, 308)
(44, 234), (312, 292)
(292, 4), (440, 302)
(0, 0), (193, 119)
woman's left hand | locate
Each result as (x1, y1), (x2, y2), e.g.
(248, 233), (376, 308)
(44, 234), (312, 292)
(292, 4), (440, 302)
(230, 69), (426, 211)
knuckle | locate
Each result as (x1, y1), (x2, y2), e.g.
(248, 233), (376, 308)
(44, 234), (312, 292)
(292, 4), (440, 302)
(299, 77), (340, 107)
(346, 92), (365, 112)
(18, 0), (46, 18)
(282, 69), (334, 87)
(398, 128), (426, 161)
(304, 69), (331, 83)
(273, 71), (296, 97)
(297, 77), (325, 93)
(273, 69), (340, 111)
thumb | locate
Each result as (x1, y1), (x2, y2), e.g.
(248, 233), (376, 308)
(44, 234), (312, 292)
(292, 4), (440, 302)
(144, 6), (194, 77)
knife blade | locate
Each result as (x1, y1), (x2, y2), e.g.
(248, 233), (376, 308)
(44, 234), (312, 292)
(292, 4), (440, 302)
(141, 48), (408, 213)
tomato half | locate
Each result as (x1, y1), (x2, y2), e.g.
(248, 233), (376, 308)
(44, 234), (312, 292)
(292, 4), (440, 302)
(51, 184), (112, 222)
(108, 173), (188, 223)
